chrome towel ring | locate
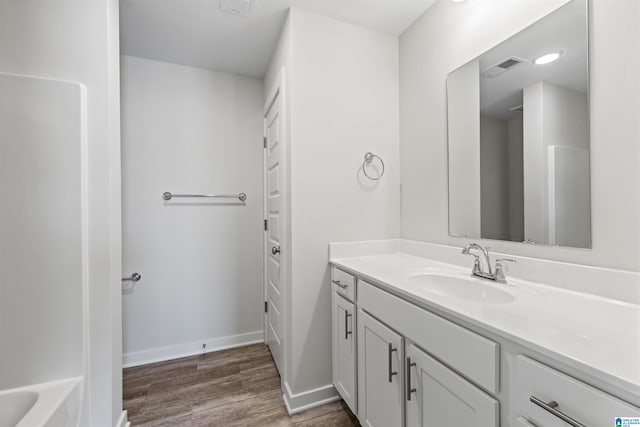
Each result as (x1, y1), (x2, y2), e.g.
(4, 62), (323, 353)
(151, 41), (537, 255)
(362, 152), (385, 181)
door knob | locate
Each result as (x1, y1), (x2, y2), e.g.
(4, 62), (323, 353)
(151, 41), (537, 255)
(122, 272), (141, 282)
(271, 246), (280, 255)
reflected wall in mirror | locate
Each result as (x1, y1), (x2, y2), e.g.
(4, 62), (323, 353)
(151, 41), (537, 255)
(447, 0), (590, 248)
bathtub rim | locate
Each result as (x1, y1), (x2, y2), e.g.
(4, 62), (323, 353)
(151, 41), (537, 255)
(0, 377), (83, 427)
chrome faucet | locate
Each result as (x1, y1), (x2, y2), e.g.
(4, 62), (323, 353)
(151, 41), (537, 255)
(461, 243), (515, 284)
(461, 243), (493, 279)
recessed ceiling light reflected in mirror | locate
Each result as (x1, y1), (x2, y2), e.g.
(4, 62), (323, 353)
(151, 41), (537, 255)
(534, 51), (562, 65)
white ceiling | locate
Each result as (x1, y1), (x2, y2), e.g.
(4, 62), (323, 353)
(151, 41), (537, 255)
(473, 0), (588, 121)
(120, 0), (437, 78)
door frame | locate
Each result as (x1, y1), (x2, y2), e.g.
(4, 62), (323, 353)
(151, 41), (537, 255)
(262, 68), (289, 385)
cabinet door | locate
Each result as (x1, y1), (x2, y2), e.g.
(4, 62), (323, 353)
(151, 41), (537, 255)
(406, 343), (498, 427)
(358, 309), (404, 427)
(332, 291), (357, 413)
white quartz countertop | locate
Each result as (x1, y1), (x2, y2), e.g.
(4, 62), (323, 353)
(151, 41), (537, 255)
(330, 253), (640, 398)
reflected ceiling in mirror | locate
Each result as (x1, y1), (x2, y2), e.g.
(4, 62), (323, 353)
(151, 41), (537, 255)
(446, 0), (590, 248)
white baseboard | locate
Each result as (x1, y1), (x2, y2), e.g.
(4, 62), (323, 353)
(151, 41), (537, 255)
(122, 331), (264, 368)
(282, 382), (340, 415)
(115, 410), (128, 427)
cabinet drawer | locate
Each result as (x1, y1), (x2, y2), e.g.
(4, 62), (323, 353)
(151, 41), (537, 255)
(514, 355), (640, 426)
(331, 267), (356, 301)
(359, 280), (499, 394)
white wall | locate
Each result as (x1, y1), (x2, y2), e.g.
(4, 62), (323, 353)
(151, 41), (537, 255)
(480, 115), (509, 240)
(0, 1), (122, 426)
(120, 56), (264, 365)
(399, 0), (640, 272)
(265, 8), (400, 407)
(447, 60), (481, 238)
(507, 116), (524, 241)
(548, 145), (591, 247)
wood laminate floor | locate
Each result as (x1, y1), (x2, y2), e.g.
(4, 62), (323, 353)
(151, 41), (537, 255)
(123, 344), (360, 427)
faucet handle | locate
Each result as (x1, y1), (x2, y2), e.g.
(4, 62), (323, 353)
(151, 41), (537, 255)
(494, 258), (515, 283)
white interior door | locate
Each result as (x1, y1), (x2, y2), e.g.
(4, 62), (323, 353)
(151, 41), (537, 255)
(264, 87), (283, 373)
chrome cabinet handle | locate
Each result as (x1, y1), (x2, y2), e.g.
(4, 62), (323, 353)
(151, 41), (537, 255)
(271, 246), (280, 255)
(344, 311), (352, 340)
(122, 273), (141, 282)
(388, 343), (398, 383)
(406, 357), (417, 401)
(530, 396), (586, 427)
(332, 279), (347, 289)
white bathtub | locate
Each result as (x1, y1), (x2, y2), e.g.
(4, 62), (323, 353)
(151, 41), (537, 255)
(0, 378), (82, 427)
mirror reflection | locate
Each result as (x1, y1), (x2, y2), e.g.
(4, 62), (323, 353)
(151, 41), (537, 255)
(447, 0), (590, 248)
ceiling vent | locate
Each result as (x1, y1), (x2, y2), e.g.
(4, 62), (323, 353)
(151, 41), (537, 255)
(219, 0), (255, 17)
(482, 57), (524, 78)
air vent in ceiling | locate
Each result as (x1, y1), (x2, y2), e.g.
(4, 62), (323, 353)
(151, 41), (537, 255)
(498, 58), (520, 69)
(482, 57), (524, 78)
(219, 0), (255, 17)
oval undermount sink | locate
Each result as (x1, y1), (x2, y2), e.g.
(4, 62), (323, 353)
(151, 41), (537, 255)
(407, 273), (514, 304)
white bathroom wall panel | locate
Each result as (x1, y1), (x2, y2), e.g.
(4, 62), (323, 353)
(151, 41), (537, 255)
(523, 82), (589, 245)
(120, 56), (264, 364)
(266, 8), (401, 408)
(0, 73), (85, 390)
(399, 0), (640, 271)
(447, 59), (481, 238)
(0, 1), (122, 425)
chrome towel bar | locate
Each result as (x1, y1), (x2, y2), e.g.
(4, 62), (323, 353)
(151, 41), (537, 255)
(162, 192), (247, 202)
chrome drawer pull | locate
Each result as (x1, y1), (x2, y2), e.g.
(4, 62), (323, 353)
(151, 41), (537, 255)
(332, 279), (348, 289)
(530, 396), (586, 427)
(406, 357), (417, 401)
(345, 311), (352, 340)
(388, 343), (398, 382)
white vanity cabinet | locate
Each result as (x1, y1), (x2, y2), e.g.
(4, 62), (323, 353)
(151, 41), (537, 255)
(329, 264), (640, 427)
(357, 309), (404, 427)
(406, 342), (498, 427)
(356, 278), (499, 427)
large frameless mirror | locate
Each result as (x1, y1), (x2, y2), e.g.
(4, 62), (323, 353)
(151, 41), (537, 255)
(446, 0), (590, 248)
